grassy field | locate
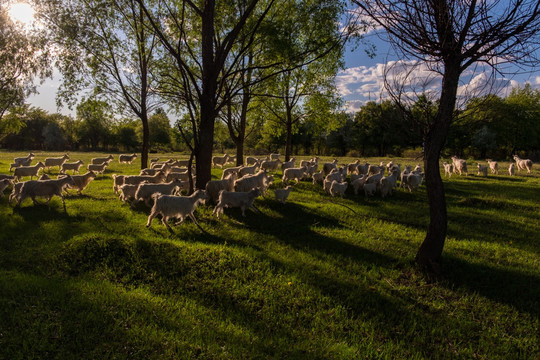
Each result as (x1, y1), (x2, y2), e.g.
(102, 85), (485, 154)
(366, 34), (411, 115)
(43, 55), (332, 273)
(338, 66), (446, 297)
(0, 150), (538, 359)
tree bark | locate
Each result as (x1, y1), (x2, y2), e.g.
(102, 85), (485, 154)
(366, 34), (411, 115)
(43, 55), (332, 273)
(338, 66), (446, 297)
(141, 113), (149, 170)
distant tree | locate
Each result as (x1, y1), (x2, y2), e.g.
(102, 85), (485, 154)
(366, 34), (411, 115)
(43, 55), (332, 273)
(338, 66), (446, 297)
(148, 109), (171, 149)
(76, 98), (113, 149)
(114, 119), (139, 151)
(43, 122), (66, 150)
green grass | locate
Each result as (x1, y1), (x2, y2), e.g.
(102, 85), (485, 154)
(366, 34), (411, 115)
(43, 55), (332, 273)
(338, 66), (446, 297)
(0, 150), (539, 359)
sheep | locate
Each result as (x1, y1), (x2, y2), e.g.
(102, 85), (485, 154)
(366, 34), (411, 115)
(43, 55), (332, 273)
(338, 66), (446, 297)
(413, 164), (422, 174)
(63, 171), (97, 195)
(270, 153), (280, 161)
(260, 159), (281, 172)
(10, 157), (33, 171)
(366, 170), (384, 185)
(0, 178), (13, 197)
(146, 190), (208, 230)
(325, 170), (344, 184)
(222, 166), (242, 180)
(329, 180), (348, 198)
(477, 163), (488, 177)
(87, 161), (110, 174)
(246, 156), (259, 166)
(60, 160), (84, 174)
(312, 171), (325, 184)
(442, 162), (453, 178)
(212, 154), (230, 168)
(9, 182), (24, 204)
(363, 182), (376, 196)
(238, 163), (260, 177)
(280, 158), (296, 173)
(205, 172), (237, 204)
(513, 155), (533, 174)
(486, 159), (499, 174)
(356, 163), (370, 175)
(400, 165), (412, 188)
(16, 175), (75, 211)
(323, 178), (333, 194)
(323, 159), (338, 175)
(170, 159), (190, 167)
(119, 153), (137, 164)
(274, 186), (293, 203)
(123, 171), (166, 186)
(119, 184), (140, 204)
(91, 154), (114, 165)
(112, 174), (125, 193)
(351, 176), (367, 195)
(166, 171), (195, 185)
(235, 170), (272, 194)
(451, 156), (468, 176)
(380, 170), (399, 198)
(405, 172), (424, 192)
(509, 163), (515, 176)
(213, 188), (261, 218)
(13, 161), (45, 181)
(282, 166), (307, 185)
(135, 179), (184, 207)
(140, 163), (172, 176)
(300, 156), (319, 169)
(367, 164), (382, 175)
(347, 159), (360, 174)
(44, 154), (70, 171)
(151, 159), (174, 169)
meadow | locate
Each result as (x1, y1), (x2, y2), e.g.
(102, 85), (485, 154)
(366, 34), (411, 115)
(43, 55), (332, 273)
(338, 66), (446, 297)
(0, 150), (538, 359)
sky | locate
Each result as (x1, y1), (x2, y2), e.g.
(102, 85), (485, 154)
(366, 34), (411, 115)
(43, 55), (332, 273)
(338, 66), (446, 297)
(16, 2), (540, 117)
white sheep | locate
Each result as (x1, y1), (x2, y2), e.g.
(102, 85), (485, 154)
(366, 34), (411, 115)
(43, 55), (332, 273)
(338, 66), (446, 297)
(13, 161), (45, 181)
(235, 170), (272, 194)
(212, 154), (230, 168)
(112, 174), (125, 193)
(10, 157), (33, 171)
(356, 163), (370, 175)
(146, 190), (208, 229)
(366, 170), (383, 185)
(323, 159), (338, 175)
(238, 163), (260, 177)
(282, 166), (307, 185)
(44, 154), (70, 171)
(351, 176), (367, 195)
(380, 170), (399, 198)
(260, 159), (281, 172)
(312, 171), (325, 184)
(205, 173), (237, 204)
(513, 155), (533, 174)
(222, 166), (242, 180)
(170, 159), (190, 167)
(323, 178), (333, 194)
(0, 178), (13, 197)
(213, 188), (261, 218)
(477, 163), (488, 177)
(451, 156), (468, 176)
(135, 179), (183, 206)
(442, 162), (453, 178)
(91, 154), (114, 165)
(405, 172), (424, 192)
(124, 171), (166, 186)
(63, 171), (97, 195)
(140, 163), (172, 176)
(347, 159), (360, 174)
(324, 170), (343, 184)
(270, 153), (280, 161)
(363, 182), (376, 196)
(274, 186), (292, 203)
(60, 160), (84, 174)
(509, 163), (515, 176)
(486, 159), (499, 174)
(87, 161), (110, 174)
(119, 153), (137, 164)
(119, 184), (140, 204)
(329, 180), (348, 197)
(281, 158), (296, 173)
(245, 156), (259, 166)
(16, 175), (75, 211)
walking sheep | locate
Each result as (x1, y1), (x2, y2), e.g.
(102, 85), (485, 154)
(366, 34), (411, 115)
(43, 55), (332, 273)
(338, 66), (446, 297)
(146, 190), (208, 230)
(44, 154), (70, 171)
(16, 175), (75, 211)
(60, 160), (84, 174)
(513, 155), (533, 174)
(119, 153), (138, 164)
(13, 162), (45, 181)
(213, 188), (261, 218)
(274, 186), (293, 203)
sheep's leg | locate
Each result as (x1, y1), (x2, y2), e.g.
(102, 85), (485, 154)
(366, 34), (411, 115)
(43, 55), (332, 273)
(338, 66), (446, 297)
(162, 216), (173, 231)
(146, 210), (158, 227)
(188, 214), (205, 232)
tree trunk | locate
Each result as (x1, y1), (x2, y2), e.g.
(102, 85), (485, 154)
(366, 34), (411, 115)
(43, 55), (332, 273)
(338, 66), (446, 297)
(141, 114), (149, 169)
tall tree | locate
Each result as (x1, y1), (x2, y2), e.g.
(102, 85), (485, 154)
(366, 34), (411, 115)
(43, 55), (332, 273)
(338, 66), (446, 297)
(352, 0), (540, 272)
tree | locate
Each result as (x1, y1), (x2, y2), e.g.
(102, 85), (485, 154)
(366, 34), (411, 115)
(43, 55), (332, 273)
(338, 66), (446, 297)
(353, 0), (540, 271)
(76, 98), (113, 149)
(148, 108), (172, 149)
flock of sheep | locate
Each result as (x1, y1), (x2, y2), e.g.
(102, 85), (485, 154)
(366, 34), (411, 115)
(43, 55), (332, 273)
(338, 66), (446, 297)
(0, 151), (534, 230)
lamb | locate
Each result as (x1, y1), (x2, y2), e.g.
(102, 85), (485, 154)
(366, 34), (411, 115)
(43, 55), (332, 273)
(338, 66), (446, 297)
(87, 161), (110, 174)
(451, 156), (468, 176)
(509, 163), (515, 176)
(123, 171), (166, 186)
(282, 166), (307, 185)
(274, 186), (292, 204)
(486, 159), (499, 174)
(135, 179), (183, 206)
(513, 155), (533, 174)
(212, 154), (230, 168)
(235, 170), (272, 194)
(442, 162), (453, 178)
(13, 161), (45, 181)
(477, 163), (488, 177)
(213, 188), (261, 218)
(119, 153), (138, 164)
(280, 158), (296, 173)
(60, 160), (84, 174)
(146, 190), (208, 230)
(405, 172), (424, 192)
(205, 173), (237, 204)
(63, 171), (97, 195)
(0, 178), (13, 196)
(91, 154), (114, 165)
(44, 154), (70, 171)
(16, 175), (75, 211)
(363, 182), (376, 196)
(323, 159), (338, 175)
(329, 180), (348, 198)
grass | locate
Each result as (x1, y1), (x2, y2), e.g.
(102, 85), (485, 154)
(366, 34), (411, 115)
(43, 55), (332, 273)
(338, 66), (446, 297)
(0, 150), (539, 359)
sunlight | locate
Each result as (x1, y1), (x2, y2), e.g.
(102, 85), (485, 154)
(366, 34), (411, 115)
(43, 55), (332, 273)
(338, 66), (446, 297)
(8, 2), (36, 29)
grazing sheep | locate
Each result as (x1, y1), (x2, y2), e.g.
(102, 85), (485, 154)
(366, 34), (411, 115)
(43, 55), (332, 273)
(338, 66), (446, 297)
(477, 163), (488, 177)
(442, 162), (453, 178)
(312, 171), (325, 184)
(323, 159), (338, 175)
(405, 172), (424, 192)
(119, 153), (137, 164)
(363, 182), (376, 196)
(235, 170), (272, 194)
(282, 166), (307, 185)
(274, 186), (292, 203)
(280, 158), (296, 173)
(16, 175), (75, 211)
(14, 162), (45, 181)
(146, 190), (208, 229)
(87, 161), (110, 174)
(135, 179), (183, 207)
(61, 160), (84, 174)
(91, 154), (114, 165)
(351, 176), (367, 195)
(124, 171), (166, 186)
(119, 184), (140, 204)
(63, 171), (97, 195)
(329, 180), (348, 198)
(0, 178), (13, 196)
(205, 173), (237, 204)
(213, 188), (261, 218)
(451, 156), (468, 176)
(44, 154), (70, 171)
(238, 163), (260, 177)
(513, 155), (533, 174)
(486, 159), (499, 174)
(509, 163), (515, 176)
(212, 154), (230, 168)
